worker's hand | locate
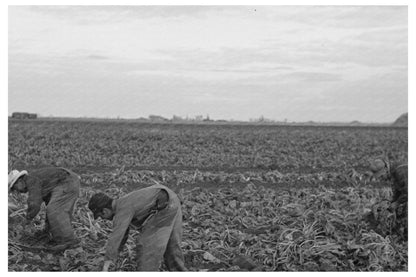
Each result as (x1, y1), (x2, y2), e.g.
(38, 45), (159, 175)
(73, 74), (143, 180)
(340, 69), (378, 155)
(20, 219), (35, 236)
(25, 213), (34, 221)
(22, 218), (32, 226)
(102, 260), (113, 271)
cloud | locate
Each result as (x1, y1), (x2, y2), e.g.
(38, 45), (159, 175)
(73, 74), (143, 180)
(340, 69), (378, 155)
(264, 6), (407, 29)
(8, 6), (407, 122)
(87, 54), (110, 60)
(283, 72), (342, 83)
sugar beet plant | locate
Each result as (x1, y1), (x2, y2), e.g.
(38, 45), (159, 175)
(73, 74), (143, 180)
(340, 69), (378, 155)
(8, 120), (407, 271)
(9, 179), (407, 271)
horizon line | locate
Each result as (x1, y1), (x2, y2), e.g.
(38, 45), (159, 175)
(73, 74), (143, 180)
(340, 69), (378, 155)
(8, 114), (407, 126)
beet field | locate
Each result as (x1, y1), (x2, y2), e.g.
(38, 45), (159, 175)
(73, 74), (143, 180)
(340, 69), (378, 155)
(8, 119), (408, 271)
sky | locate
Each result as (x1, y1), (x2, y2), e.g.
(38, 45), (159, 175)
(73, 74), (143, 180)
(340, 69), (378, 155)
(8, 5), (408, 122)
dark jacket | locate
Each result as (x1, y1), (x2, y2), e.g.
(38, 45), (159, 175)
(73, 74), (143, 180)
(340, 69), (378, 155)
(23, 167), (78, 220)
(390, 164), (407, 205)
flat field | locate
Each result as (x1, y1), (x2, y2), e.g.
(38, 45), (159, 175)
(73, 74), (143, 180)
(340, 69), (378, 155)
(8, 119), (408, 271)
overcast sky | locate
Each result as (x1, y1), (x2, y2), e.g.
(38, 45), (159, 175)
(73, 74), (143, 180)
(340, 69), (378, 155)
(8, 5), (408, 122)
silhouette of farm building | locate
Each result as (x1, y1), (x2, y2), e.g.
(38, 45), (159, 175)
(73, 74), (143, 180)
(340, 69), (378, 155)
(11, 112), (37, 119)
(148, 115), (168, 122)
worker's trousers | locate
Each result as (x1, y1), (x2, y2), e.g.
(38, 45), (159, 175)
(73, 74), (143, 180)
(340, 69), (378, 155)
(135, 194), (187, 271)
(45, 172), (80, 243)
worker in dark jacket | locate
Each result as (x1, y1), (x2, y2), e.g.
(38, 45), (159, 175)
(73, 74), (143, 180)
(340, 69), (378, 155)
(369, 157), (408, 240)
(88, 184), (187, 271)
(8, 167), (81, 249)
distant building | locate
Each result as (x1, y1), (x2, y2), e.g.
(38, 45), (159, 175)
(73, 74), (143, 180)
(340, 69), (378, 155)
(148, 115), (168, 122)
(11, 112), (37, 119)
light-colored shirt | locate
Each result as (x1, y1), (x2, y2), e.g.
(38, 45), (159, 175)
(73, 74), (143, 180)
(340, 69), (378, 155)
(105, 185), (177, 261)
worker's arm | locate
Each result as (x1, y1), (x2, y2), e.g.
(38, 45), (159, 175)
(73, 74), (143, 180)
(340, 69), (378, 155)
(104, 207), (134, 268)
(118, 226), (130, 252)
(26, 178), (43, 220)
(102, 260), (112, 271)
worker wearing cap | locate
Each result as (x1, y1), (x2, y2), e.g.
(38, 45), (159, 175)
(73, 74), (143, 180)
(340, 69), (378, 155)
(8, 167), (81, 249)
(88, 184), (187, 271)
(369, 157), (408, 239)
(369, 157), (407, 207)
(8, 170), (27, 214)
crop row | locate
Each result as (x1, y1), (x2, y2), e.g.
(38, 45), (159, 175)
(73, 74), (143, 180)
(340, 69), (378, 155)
(9, 179), (407, 271)
(8, 120), (407, 171)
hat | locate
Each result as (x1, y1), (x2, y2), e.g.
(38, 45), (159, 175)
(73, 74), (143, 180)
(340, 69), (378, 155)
(8, 170), (28, 189)
(369, 159), (385, 172)
(369, 157), (390, 179)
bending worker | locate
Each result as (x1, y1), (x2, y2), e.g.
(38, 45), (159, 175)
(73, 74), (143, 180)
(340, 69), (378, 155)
(88, 184), (187, 271)
(369, 156), (408, 239)
(369, 157), (408, 208)
(8, 167), (81, 249)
